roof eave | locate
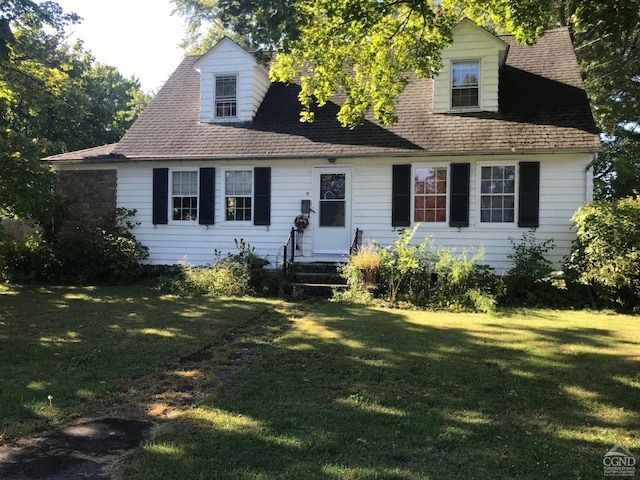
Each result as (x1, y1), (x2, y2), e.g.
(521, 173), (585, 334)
(45, 146), (602, 165)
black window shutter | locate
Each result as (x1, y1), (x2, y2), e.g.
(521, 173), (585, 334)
(449, 163), (470, 227)
(199, 167), (215, 225)
(152, 168), (168, 225)
(392, 164), (411, 227)
(518, 162), (540, 228)
(254, 167), (271, 226)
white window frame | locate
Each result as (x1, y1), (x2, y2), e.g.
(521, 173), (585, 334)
(476, 162), (518, 227)
(214, 74), (238, 119)
(412, 164), (450, 225)
(451, 59), (480, 110)
(169, 168), (199, 224)
(223, 167), (253, 224)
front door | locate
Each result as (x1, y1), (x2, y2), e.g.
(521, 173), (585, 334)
(313, 167), (352, 254)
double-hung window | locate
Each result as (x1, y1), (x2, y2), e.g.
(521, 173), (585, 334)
(215, 75), (237, 118)
(171, 170), (198, 221)
(452, 60), (479, 108)
(153, 167), (270, 226)
(480, 165), (515, 223)
(414, 166), (447, 223)
(225, 170), (252, 221)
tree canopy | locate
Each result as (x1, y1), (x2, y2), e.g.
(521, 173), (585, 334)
(1, 1), (151, 224)
(172, 0), (640, 198)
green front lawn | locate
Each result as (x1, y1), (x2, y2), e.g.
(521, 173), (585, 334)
(0, 285), (280, 438)
(123, 303), (640, 479)
(1, 285), (638, 479)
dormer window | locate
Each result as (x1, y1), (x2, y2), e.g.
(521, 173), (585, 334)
(451, 60), (479, 108)
(215, 75), (238, 118)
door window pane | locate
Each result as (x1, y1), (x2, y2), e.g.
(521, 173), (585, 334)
(319, 173), (346, 226)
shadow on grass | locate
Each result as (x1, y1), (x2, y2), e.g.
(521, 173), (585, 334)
(122, 302), (640, 480)
(0, 285), (277, 437)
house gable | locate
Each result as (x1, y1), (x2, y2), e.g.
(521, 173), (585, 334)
(433, 18), (509, 114)
(193, 37), (270, 123)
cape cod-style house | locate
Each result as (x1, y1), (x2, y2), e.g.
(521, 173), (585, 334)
(46, 19), (601, 272)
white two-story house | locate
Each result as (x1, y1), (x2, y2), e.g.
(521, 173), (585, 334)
(47, 19), (601, 272)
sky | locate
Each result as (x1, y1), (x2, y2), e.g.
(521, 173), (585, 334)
(53, 0), (187, 92)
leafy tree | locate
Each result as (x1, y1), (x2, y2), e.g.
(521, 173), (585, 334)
(568, 196), (640, 310)
(0, 1), (74, 224)
(596, 137), (640, 200)
(1, 2), (151, 225)
(171, 0), (295, 55)
(552, 0), (640, 199)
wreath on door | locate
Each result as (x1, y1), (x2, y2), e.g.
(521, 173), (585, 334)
(294, 215), (309, 229)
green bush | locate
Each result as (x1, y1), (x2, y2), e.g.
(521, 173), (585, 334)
(339, 226), (500, 313)
(155, 239), (275, 297)
(0, 209), (149, 285)
(503, 231), (556, 305)
(430, 247), (499, 313)
(567, 196), (640, 310)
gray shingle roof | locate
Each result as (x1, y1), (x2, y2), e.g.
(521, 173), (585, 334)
(47, 27), (600, 163)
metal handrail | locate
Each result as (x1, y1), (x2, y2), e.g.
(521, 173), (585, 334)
(283, 227), (296, 274)
(349, 228), (362, 256)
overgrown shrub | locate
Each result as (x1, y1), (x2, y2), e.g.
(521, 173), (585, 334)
(337, 226), (500, 313)
(155, 239), (275, 297)
(334, 244), (381, 304)
(0, 208), (148, 285)
(566, 196), (640, 310)
(429, 247), (499, 313)
(503, 231), (556, 305)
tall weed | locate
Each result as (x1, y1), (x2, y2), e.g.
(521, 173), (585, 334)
(339, 226), (499, 312)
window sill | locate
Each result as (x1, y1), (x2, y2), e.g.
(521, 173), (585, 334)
(412, 222), (449, 227)
(167, 220), (199, 226)
(448, 107), (482, 113)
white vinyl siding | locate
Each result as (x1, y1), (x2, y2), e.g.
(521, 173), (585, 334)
(102, 153), (591, 273)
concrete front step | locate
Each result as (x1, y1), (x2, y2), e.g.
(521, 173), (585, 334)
(285, 262), (347, 297)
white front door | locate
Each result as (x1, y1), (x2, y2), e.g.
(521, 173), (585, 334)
(312, 166), (352, 254)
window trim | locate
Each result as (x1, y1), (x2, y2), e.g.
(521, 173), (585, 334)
(214, 73), (238, 119)
(476, 162), (519, 227)
(412, 164), (450, 225)
(450, 59), (481, 110)
(168, 168), (199, 224)
(222, 167), (254, 224)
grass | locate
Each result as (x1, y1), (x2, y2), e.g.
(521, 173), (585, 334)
(122, 303), (640, 480)
(1, 285), (638, 479)
(0, 284), (281, 438)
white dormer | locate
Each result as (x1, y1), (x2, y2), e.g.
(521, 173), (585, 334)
(193, 38), (270, 123)
(433, 19), (509, 113)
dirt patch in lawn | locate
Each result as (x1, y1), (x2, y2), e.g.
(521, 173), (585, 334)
(0, 418), (152, 480)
